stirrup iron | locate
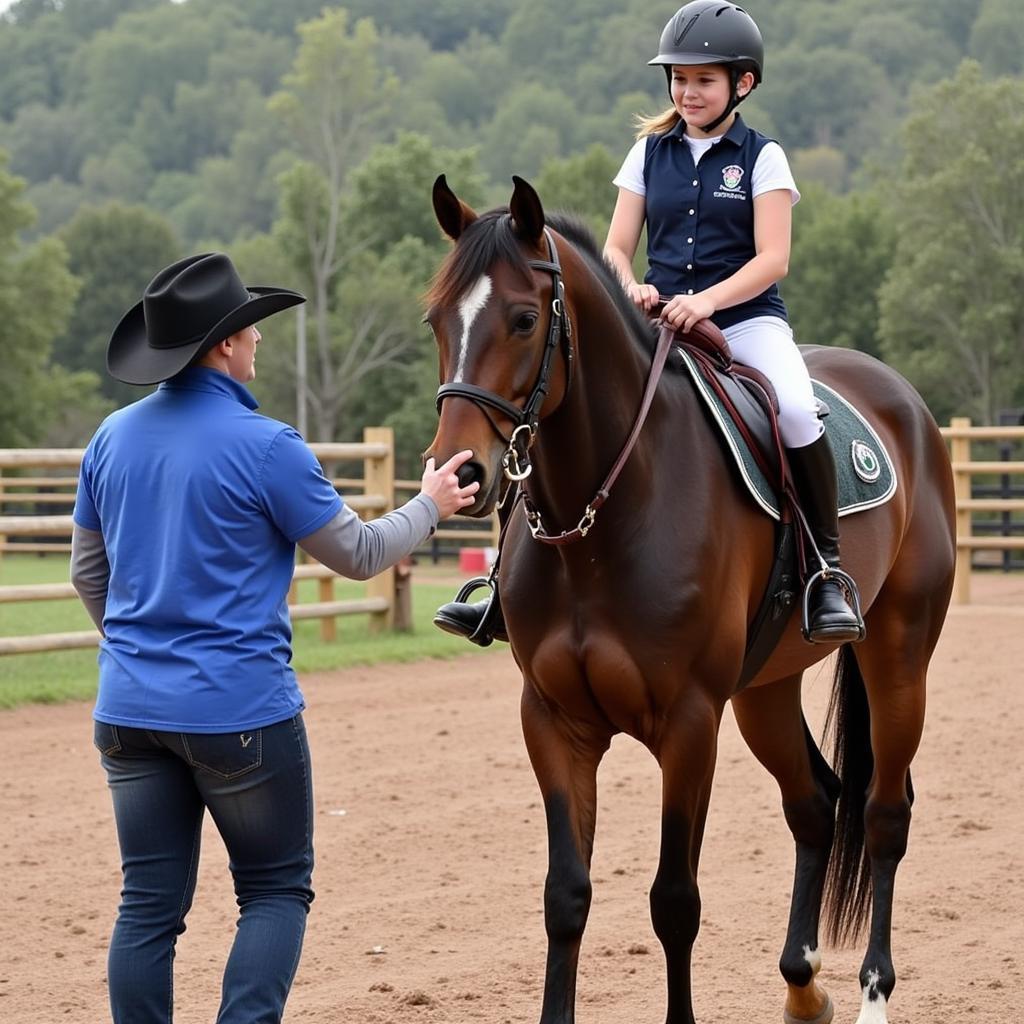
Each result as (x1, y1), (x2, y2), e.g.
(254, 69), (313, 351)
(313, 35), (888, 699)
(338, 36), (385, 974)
(801, 566), (866, 644)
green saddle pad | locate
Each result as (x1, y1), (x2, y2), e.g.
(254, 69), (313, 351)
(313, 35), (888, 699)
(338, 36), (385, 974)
(679, 349), (897, 520)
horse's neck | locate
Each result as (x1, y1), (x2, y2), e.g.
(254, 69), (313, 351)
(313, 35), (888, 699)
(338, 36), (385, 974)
(529, 298), (707, 526)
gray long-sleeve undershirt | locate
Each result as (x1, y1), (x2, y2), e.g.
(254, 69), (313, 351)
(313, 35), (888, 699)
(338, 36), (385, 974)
(70, 494), (440, 628)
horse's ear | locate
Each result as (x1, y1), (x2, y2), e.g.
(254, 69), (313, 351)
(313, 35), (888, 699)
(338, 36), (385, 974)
(433, 174), (477, 240)
(509, 175), (545, 244)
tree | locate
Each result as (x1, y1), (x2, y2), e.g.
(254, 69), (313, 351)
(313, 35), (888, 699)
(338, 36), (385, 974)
(535, 144), (620, 240)
(54, 202), (181, 405)
(755, 47), (893, 159)
(268, 8), (398, 440)
(790, 146), (847, 193)
(0, 152), (109, 447)
(480, 82), (577, 182)
(878, 61), (1024, 424)
(969, 0), (1024, 76)
(343, 133), (485, 257)
(786, 185), (895, 358)
(6, 101), (86, 182)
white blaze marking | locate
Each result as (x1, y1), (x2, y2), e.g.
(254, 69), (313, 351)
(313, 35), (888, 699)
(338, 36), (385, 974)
(854, 971), (889, 1024)
(453, 275), (492, 382)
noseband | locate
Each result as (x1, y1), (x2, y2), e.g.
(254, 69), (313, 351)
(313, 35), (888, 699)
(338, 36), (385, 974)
(434, 226), (573, 480)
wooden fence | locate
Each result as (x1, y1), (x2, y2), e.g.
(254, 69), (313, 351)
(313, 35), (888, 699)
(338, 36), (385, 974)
(1, 419), (1020, 653)
(0, 428), (400, 655)
(941, 419), (1024, 604)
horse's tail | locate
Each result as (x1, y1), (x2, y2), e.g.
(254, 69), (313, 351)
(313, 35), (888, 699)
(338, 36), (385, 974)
(822, 644), (872, 946)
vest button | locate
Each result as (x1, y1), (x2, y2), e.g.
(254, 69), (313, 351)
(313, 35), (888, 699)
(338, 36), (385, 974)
(692, 179), (699, 186)
(687, 289), (694, 294)
(687, 237), (693, 244)
(689, 209), (695, 215)
(687, 264), (693, 270)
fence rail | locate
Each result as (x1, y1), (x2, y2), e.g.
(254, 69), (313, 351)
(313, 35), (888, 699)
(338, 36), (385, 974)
(0, 428), (400, 655)
(941, 419), (1024, 604)
(2, 419), (1020, 652)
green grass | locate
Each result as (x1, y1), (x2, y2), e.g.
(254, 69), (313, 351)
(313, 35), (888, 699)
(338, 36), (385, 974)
(0, 554), (492, 710)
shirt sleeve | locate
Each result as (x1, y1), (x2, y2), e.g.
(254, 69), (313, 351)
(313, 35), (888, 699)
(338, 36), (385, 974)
(297, 494), (439, 581)
(751, 142), (800, 205)
(612, 137), (649, 197)
(71, 523), (109, 633)
(73, 442), (101, 531)
(257, 428), (345, 543)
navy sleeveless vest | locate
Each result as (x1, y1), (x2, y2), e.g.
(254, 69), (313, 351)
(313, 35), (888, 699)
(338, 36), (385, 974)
(642, 114), (788, 330)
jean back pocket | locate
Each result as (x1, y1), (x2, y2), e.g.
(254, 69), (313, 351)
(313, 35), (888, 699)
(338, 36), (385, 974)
(182, 730), (262, 779)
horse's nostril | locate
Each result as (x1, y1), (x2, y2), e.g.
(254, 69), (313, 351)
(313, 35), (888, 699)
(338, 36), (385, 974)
(456, 462), (483, 490)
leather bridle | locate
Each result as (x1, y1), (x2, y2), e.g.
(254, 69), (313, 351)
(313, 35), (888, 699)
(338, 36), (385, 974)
(433, 225), (676, 545)
(435, 226), (573, 480)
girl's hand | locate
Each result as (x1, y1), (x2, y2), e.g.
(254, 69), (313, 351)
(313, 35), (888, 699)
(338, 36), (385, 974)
(659, 292), (717, 333)
(626, 282), (660, 313)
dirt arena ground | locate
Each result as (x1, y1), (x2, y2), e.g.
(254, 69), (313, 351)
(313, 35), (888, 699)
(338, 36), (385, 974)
(2, 575), (1022, 1023)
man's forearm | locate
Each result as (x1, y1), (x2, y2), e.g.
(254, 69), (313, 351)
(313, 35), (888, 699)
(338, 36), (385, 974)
(71, 524), (109, 633)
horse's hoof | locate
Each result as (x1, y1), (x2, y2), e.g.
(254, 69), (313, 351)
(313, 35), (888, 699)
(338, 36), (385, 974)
(783, 994), (834, 1024)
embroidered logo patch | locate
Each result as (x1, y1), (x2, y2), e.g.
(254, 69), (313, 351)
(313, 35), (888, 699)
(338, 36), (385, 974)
(851, 440), (881, 483)
(721, 165), (744, 190)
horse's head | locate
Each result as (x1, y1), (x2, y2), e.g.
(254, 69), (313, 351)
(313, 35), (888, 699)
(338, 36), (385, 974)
(423, 175), (574, 516)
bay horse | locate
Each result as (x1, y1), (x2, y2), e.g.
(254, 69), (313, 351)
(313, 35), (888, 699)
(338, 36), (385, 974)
(423, 175), (956, 1024)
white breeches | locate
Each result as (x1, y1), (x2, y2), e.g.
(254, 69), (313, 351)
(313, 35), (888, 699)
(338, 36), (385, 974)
(721, 316), (823, 449)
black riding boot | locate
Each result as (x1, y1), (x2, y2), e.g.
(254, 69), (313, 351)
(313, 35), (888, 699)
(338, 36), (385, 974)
(787, 434), (865, 644)
(434, 583), (508, 647)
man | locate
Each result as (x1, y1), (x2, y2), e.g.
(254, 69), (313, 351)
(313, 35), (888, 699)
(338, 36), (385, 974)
(71, 252), (477, 1024)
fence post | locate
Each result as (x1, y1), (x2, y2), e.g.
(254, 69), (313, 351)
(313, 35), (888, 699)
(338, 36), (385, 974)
(318, 574), (336, 641)
(364, 426), (395, 632)
(950, 416), (972, 605)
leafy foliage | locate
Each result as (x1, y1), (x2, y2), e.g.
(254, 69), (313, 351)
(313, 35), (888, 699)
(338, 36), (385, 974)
(878, 62), (1024, 423)
(0, 0), (1021, 437)
(0, 153), (109, 447)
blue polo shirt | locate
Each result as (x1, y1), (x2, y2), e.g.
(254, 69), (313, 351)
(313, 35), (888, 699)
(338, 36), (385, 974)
(73, 367), (344, 733)
(642, 114), (788, 330)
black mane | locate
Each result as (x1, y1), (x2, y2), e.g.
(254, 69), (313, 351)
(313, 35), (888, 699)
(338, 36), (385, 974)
(427, 207), (655, 355)
(546, 212), (656, 354)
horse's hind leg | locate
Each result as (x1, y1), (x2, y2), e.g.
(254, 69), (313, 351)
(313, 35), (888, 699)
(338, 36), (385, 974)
(521, 680), (610, 1024)
(839, 605), (934, 1024)
(732, 675), (838, 1024)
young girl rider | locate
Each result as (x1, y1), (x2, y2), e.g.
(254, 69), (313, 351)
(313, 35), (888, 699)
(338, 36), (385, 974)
(436, 0), (862, 646)
(603, 0), (862, 644)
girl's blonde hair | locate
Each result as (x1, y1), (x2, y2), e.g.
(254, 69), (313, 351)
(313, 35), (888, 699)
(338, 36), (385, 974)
(634, 106), (681, 139)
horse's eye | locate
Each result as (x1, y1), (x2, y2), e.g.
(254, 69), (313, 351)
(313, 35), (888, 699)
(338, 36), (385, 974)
(514, 312), (539, 333)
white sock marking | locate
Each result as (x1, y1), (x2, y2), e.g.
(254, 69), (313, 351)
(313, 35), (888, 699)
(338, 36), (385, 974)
(453, 275), (492, 382)
(854, 970), (889, 1024)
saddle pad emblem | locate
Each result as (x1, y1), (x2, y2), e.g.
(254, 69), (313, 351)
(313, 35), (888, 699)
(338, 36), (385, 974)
(851, 440), (881, 483)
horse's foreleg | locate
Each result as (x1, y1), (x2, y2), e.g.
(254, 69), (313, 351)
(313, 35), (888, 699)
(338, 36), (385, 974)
(732, 676), (838, 1024)
(651, 694), (723, 1024)
(521, 680), (610, 1024)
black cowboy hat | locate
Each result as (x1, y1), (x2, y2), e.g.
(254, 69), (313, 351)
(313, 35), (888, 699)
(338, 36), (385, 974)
(106, 252), (305, 385)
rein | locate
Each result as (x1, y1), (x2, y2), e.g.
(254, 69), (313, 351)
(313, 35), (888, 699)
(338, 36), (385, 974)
(523, 322), (677, 545)
(434, 227), (675, 547)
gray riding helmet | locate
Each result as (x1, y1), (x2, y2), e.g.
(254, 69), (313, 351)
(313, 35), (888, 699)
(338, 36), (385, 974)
(649, 0), (764, 82)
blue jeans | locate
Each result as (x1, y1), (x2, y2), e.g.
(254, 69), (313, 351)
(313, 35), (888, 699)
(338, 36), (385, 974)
(95, 714), (315, 1024)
